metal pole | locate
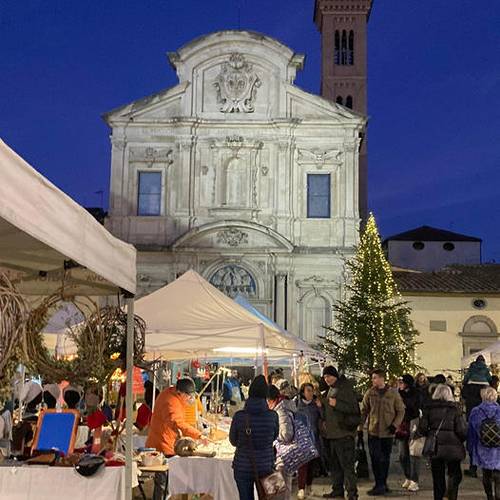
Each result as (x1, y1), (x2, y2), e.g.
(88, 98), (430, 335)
(152, 357), (157, 412)
(125, 297), (134, 500)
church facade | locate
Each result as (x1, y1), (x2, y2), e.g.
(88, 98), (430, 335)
(104, 30), (365, 344)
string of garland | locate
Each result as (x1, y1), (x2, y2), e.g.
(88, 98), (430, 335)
(322, 213), (420, 388)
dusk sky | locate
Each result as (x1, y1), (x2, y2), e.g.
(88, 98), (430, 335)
(2, 1), (499, 260)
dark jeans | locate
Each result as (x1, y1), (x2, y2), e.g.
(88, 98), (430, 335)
(329, 436), (358, 498)
(152, 454), (173, 500)
(430, 458), (462, 500)
(298, 460), (314, 489)
(398, 438), (420, 482)
(153, 471), (168, 500)
(483, 469), (500, 500)
(368, 436), (393, 489)
(235, 477), (255, 500)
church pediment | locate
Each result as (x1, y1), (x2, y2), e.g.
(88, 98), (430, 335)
(285, 84), (365, 122)
(103, 82), (189, 123)
(172, 221), (293, 253)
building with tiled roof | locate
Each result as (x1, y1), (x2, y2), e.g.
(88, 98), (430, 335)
(393, 264), (500, 374)
(383, 225), (482, 272)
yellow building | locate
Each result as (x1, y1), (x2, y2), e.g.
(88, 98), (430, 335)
(393, 265), (500, 376)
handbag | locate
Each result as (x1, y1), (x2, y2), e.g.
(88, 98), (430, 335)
(409, 437), (426, 457)
(245, 413), (286, 500)
(395, 420), (410, 440)
(274, 411), (319, 474)
(422, 410), (449, 458)
(355, 434), (369, 478)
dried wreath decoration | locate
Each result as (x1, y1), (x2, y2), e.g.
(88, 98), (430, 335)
(69, 305), (147, 387)
(0, 273), (28, 402)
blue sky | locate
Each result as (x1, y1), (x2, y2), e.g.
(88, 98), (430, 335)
(1, 0), (499, 260)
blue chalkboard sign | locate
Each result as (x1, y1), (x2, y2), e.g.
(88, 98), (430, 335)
(32, 410), (79, 455)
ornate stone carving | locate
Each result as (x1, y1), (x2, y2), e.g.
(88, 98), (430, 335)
(209, 265), (256, 298)
(297, 149), (343, 170)
(214, 53), (261, 113)
(129, 147), (173, 167)
(216, 228), (248, 247)
(111, 138), (126, 151)
(201, 165), (209, 175)
(261, 165), (269, 176)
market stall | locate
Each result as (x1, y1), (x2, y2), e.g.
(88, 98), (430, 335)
(0, 139), (137, 500)
(134, 270), (321, 499)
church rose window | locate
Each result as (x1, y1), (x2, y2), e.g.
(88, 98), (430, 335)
(209, 265), (257, 298)
(307, 174), (331, 218)
(137, 171), (162, 216)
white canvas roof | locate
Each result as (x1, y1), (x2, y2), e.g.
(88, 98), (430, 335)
(462, 341), (500, 368)
(138, 270), (319, 360)
(0, 139), (136, 295)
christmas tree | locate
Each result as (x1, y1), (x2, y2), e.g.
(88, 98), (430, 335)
(322, 213), (419, 385)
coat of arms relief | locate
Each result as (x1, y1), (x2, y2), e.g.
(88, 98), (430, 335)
(214, 53), (261, 113)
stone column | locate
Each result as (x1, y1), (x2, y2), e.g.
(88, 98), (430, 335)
(275, 274), (287, 328)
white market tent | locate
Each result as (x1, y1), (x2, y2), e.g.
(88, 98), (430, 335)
(137, 269), (320, 360)
(0, 139), (137, 500)
(462, 341), (500, 368)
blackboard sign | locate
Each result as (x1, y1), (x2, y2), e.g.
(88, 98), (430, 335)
(32, 409), (79, 455)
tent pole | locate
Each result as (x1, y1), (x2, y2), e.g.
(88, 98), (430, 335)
(152, 357), (157, 412)
(125, 296), (135, 500)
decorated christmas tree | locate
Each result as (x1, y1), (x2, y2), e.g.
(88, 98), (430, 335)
(322, 213), (419, 384)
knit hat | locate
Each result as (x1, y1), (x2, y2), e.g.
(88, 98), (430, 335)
(401, 374), (415, 387)
(322, 366), (339, 378)
(248, 375), (269, 399)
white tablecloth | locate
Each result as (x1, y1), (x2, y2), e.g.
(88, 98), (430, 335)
(168, 456), (239, 500)
(0, 465), (125, 500)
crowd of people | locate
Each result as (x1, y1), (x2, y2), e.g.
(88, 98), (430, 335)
(228, 354), (500, 500)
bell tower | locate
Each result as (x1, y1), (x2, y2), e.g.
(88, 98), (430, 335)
(314, 0), (373, 222)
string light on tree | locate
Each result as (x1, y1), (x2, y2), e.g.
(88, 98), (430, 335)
(322, 213), (420, 387)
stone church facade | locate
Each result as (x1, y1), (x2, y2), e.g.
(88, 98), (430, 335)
(104, 31), (365, 344)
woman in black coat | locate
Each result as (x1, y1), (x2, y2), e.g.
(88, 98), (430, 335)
(229, 375), (279, 500)
(417, 384), (467, 500)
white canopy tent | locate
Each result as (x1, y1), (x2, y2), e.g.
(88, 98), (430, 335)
(137, 269), (320, 360)
(462, 341), (500, 369)
(0, 139), (137, 500)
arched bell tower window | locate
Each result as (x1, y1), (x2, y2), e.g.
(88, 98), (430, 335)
(341, 30), (348, 65)
(348, 30), (354, 65)
(346, 95), (353, 109)
(334, 31), (340, 65)
(336, 96), (343, 105)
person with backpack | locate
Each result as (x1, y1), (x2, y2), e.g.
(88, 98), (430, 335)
(296, 382), (323, 499)
(321, 366), (361, 500)
(417, 384), (467, 500)
(467, 386), (500, 500)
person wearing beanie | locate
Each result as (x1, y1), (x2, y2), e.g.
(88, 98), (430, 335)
(230, 375), (279, 500)
(321, 366), (360, 499)
(397, 375), (421, 492)
(146, 378), (203, 500)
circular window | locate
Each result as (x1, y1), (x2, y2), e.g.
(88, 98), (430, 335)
(472, 299), (487, 310)
(412, 241), (425, 251)
(443, 242), (455, 251)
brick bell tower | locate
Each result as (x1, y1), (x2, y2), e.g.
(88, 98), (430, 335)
(314, 0), (373, 223)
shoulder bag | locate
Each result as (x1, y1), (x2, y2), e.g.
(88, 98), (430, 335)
(274, 410), (319, 474)
(245, 413), (286, 500)
(422, 409), (449, 458)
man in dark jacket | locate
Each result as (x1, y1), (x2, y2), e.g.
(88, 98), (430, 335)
(229, 375), (279, 500)
(322, 366), (360, 500)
